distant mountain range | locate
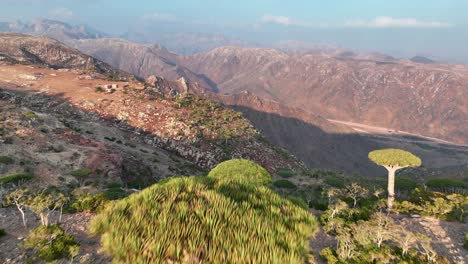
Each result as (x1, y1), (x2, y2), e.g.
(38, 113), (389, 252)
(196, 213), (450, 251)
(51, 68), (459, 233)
(2, 19), (467, 176)
(1, 19), (106, 41)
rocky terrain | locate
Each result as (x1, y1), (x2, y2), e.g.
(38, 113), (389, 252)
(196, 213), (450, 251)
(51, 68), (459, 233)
(179, 46), (468, 144)
(0, 33), (301, 172)
(3, 21), (468, 176)
(0, 33), (132, 81)
(122, 30), (254, 55)
(57, 35), (468, 175)
(67, 38), (218, 91)
(210, 91), (468, 176)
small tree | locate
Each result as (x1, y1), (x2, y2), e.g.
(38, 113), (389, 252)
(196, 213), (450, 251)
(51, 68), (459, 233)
(70, 168), (93, 187)
(369, 149), (421, 210)
(28, 190), (67, 226)
(344, 183), (369, 208)
(4, 188), (30, 227)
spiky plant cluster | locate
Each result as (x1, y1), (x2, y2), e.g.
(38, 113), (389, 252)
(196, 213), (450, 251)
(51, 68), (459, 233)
(174, 94), (257, 142)
(89, 160), (318, 263)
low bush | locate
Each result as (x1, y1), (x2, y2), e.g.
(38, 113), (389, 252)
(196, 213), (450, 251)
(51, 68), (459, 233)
(324, 175), (346, 188)
(95, 86), (103, 92)
(426, 178), (468, 193)
(71, 193), (107, 212)
(276, 168), (295, 178)
(70, 168), (93, 178)
(0, 156), (14, 165)
(22, 225), (79, 262)
(319, 247), (339, 264)
(23, 111), (38, 120)
(273, 179), (297, 189)
(104, 187), (127, 200)
(395, 177), (419, 191)
(464, 233), (468, 250)
(0, 173), (33, 185)
(0, 228), (6, 238)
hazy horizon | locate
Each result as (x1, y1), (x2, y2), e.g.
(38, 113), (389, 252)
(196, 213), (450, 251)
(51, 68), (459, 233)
(2, 0), (468, 63)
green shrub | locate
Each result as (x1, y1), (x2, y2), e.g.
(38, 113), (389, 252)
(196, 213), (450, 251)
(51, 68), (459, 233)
(0, 156), (14, 165)
(22, 225), (79, 262)
(95, 86), (103, 92)
(106, 182), (123, 189)
(23, 111), (38, 120)
(89, 161), (318, 263)
(426, 178), (468, 189)
(287, 196), (309, 209)
(319, 247), (339, 264)
(70, 168), (93, 178)
(277, 168), (295, 178)
(207, 159), (272, 186)
(464, 233), (468, 250)
(395, 177), (418, 191)
(273, 179), (297, 189)
(0, 173), (33, 184)
(71, 193), (107, 212)
(324, 175), (346, 188)
(104, 187), (127, 200)
(0, 228), (6, 238)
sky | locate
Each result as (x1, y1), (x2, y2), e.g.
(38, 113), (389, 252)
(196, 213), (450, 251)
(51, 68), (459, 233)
(2, 0), (468, 62)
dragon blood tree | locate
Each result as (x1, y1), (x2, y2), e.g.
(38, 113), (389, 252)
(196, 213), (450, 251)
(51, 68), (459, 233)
(369, 149), (421, 210)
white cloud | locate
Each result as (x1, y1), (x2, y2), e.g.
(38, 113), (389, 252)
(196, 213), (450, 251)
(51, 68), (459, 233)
(345, 16), (451, 28)
(261, 15), (293, 26)
(142, 12), (177, 22)
(48, 7), (75, 20)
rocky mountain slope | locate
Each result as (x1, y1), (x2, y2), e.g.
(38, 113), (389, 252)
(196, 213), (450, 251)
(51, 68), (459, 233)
(122, 31), (253, 55)
(53, 36), (468, 175)
(0, 34), (302, 182)
(0, 33), (132, 81)
(67, 38), (218, 91)
(0, 34), (304, 263)
(210, 91), (468, 176)
(5, 21), (466, 175)
(179, 46), (468, 145)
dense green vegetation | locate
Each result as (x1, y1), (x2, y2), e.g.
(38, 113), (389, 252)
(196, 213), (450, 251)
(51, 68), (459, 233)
(89, 159), (318, 263)
(0, 155), (14, 164)
(22, 225), (79, 262)
(395, 189), (467, 222)
(426, 178), (468, 193)
(0, 173), (33, 185)
(273, 179), (297, 189)
(276, 168), (295, 178)
(0, 228), (5, 238)
(319, 190), (448, 263)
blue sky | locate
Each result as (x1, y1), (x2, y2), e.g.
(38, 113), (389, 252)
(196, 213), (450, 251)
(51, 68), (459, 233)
(2, 0), (468, 62)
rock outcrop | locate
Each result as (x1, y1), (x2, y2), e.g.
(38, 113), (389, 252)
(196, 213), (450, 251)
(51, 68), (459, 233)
(0, 33), (134, 81)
